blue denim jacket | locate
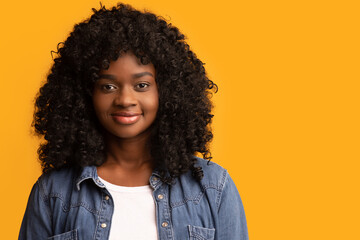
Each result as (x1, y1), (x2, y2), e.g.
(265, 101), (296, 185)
(19, 157), (248, 240)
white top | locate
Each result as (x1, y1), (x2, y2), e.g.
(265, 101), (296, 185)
(98, 177), (158, 240)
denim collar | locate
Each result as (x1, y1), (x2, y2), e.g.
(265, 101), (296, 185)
(75, 165), (163, 191)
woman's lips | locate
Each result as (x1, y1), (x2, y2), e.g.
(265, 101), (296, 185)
(111, 113), (141, 124)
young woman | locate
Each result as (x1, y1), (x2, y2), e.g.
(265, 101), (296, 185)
(19, 3), (248, 240)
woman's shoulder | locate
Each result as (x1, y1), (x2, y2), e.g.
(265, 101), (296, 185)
(168, 156), (234, 208)
(194, 156), (228, 178)
(194, 156), (226, 172)
(37, 166), (87, 193)
(177, 156), (230, 190)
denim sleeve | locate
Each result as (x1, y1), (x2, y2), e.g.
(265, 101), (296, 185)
(19, 180), (52, 240)
(217, 171), (249, 240)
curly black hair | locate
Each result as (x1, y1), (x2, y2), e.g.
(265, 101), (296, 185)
(32, 3), (217, 184)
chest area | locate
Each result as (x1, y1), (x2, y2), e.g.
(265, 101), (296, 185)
(48, 181), (219, 240)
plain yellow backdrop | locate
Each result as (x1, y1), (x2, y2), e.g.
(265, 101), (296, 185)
(1, 0), (359, 239)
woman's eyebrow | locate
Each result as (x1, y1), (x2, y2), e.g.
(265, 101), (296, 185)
(133, 72), (154, 78)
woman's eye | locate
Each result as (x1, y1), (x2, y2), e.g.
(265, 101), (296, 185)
(136, 83), (150, 90)
(101, 84), (116, 91)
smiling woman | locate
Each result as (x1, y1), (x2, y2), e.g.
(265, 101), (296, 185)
(18, 3), (248, 240)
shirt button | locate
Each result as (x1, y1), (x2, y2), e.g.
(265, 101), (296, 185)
(105, 195), (109, 200)
(161, 222), (168, 227)
(101, 223), (107, 228)
(157, 194), (164, 200)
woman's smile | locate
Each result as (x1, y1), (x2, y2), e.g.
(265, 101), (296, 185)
(111, 112), (142, 125)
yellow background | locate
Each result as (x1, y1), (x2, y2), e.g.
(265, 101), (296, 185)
(1, 0), (359, 239)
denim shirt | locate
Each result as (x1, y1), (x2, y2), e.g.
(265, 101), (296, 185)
(19, 157), (248, 240)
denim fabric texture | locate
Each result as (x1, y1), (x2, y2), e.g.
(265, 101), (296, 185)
(19, 157), (248, 240)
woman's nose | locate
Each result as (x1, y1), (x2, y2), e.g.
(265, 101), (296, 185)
(113, 87), (137, 107)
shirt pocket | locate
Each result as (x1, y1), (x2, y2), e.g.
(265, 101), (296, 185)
(47, 229), (78, 240)
(188, 225), (215, 240)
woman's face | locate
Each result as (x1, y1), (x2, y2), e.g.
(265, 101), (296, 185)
(92, 53), (158, 140)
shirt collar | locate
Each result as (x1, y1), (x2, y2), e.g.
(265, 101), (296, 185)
(75, 166), (102, 191)
(75, 165), (163, 191)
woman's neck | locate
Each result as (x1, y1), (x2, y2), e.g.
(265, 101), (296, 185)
(96, 131), (155, 186)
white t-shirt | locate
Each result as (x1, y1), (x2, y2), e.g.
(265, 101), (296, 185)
(98, 177), (158, 240)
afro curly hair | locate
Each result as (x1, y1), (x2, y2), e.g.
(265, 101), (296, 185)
(32, 3), (217, 184)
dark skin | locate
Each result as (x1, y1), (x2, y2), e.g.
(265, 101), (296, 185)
(96, 130), (154, 186)
(93, 53), (159, 187)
